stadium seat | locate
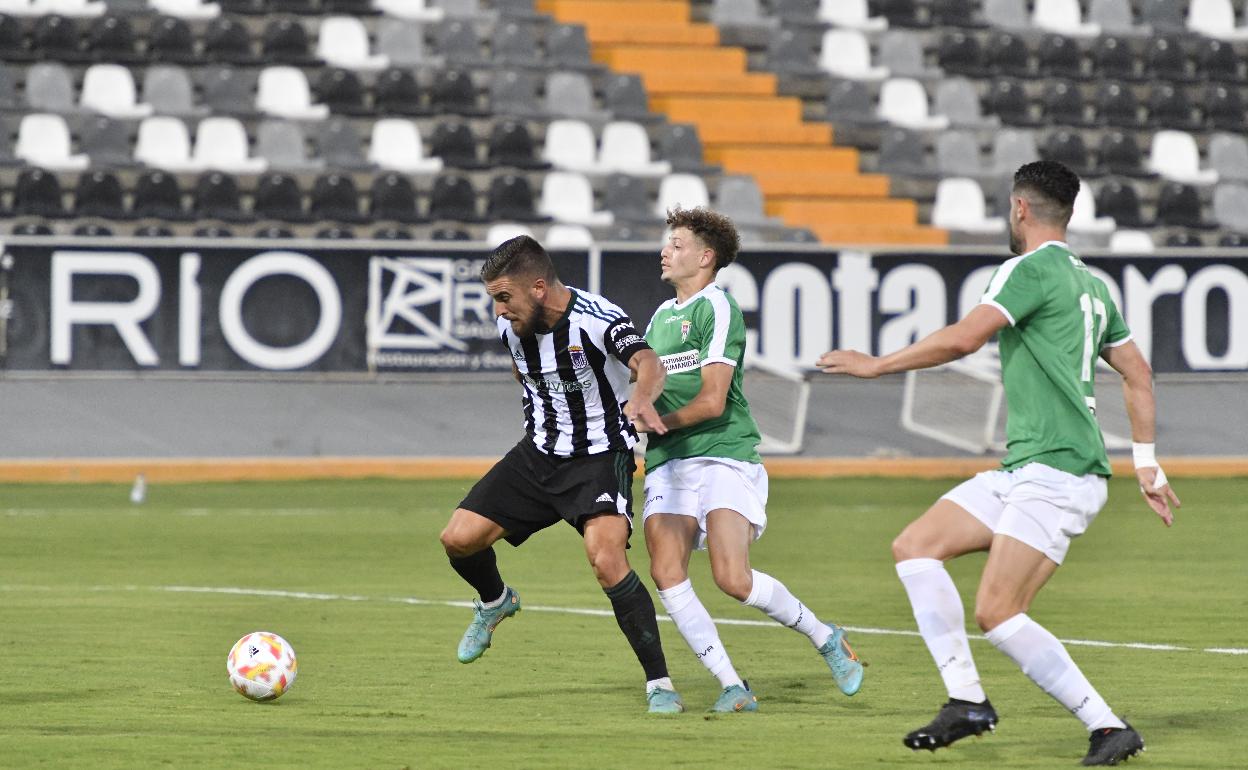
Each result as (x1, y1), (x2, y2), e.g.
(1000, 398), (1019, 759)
(820, 28), (889, 81)
(1108, 229), (1154, 253)
(1187, 0), (1248, 41)
(1198, 38), (1246, 84)
(1147, 83), (1202, 131)
(310, 172), (366, 222)
(937, 31), (987, 77)
(1088, 0), (1147, 36)
(373, 0), (443, 22)
(1218, 231), (1248, 246)
(487, 120), (547, 170)
(253, 172), (308, 221)
(29, 14), (82, 61)
(878, 126), (931, 176)
(1095, 178), (1147, 226)
(1041, 80), (1090, 126)
(77, 115), (128, 167)
(193, 116), (267, 173)
(493, 20), (539, 67)
(654, 173), (709, 216)
(1069, 179), (1115, 234)
(149, 0), (221, 20)
(16, 113), (89, 170)
(818, 0), (886, 30)
(766, 28), (821, 76)
(1147, 130), (1217, 185)
(1096, 81), (1144, 128)
(1098, 131), (1147, 176)
(932, 177), (1005, 233)
(657, 124), (712, 173)
(142, 65), (204, 116)
(199, 65), (257, 116)
(487, 173), (546, 222)
(931, 0), (985, 28)
(368, 118), (442, 174)
(24, 62), (75, 112)
(262, 17), (315, 65)
(374, 67), (427, 116)
(990, 128), (1040, 175)
(318, 15), (389, 70)
(486, 222), (535, 245)
(203, 16), (256, 64)
(134, 115), (200, 171)
(603, 172), (658, 223)
(370, 172), (422, 222)
(1153, 181), (1209, 228)
(715, 175), (773, 227)
(935, 130), (984, 176)
(935, 78), (997, 128)
(435, 19), (485, 66)
(771, 0), (819, 23)
(1208, 133), (1248, 181)
(603, 74), (651, 123)
(1212, 182), (1248, 231)
(317, 67), (370, 115)
(315, 117), (369, 169)
(545, 224), (593, 247)
(1036, 34), (1084, 80)
(985, 78), (1040, 126)
(879, 30), (940, 79)
(982, 0), (1029, 30)
(1145, 37), (1193, 82)
(540, 171), (613, 225)
(826, 79), (885, 126)
(1091, 35), (1138, 81)
(37, 0), (105, 19)
(1138, 0), (1185, 34)
(985, 31), (1033, 78)
(80, 63), (153, 118)
(875, 0), (927, 28)
(376, 19), (436, 67)
(429, 68), (482, 116)
(73, 169), (126, 219)
(1164, 231), (1205, 247)
(542, 118), (598, 173)
(132, 170), (186, 219)
(256, 66), (328, 119)
(256, 119), (323, 171)
(85, 13), (140, 63)
(544, 71), (605, 121)
(711, 0), (778, 30)
(1205, 84), (1246, 131)
(489, 69), (542, 118)
(598, 121), (670, 177)
(428, 173), (480, 221)
(430, 120), (482, 168)
(1032, 0), (1101, 37)
(547, 24), (593, 69)
(12, 168), (68, 218)
(877, 78), (949, 130)
(438, 0), (484, 17)
(193, 171), (251, 221)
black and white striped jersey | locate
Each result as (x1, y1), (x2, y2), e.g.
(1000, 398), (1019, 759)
(499, 287), (650, 457)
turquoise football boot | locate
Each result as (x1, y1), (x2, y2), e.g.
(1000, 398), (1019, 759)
(818, 623), (864, 696)
(457, 587), (521, 664)
(646, 687), (685, 714)
(710, 682), (758, 713)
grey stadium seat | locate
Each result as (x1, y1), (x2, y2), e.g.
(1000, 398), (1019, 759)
(715, 175), (774, 227)
(315, 118), (370, 169)
(934, 78), (998, 128)
(1209, 133), (1248, 182)
(142, 65), (205, 117)
(543, 71), (605, 121)
(25, 63), (77, 113)
(935, 130), (985, 176)
(257, 119), (325, 171)
(376, 19), (439, 67)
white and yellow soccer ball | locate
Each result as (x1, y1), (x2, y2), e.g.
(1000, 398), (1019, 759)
(227, 631), (298, 702)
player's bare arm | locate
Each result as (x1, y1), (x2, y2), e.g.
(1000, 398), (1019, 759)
(1101, 339), (1181, 525)
(657, 362), (732, 430)
(623, 348), (668, 436)
(816, 304), (1008, 377)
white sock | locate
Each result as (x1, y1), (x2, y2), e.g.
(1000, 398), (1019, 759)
(658, 579), (743, 688)
(646, 676), (674, 694)
(896, 558), (986, 703)
(479, 587), (507, 609)
(986, 613), (1126, 731)
(742, 570), (832, 649)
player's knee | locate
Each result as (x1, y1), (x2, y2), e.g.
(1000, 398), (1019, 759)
(973, 598), (1015, 632)
(892, 529), (926, 562)
(439, 521), (475, 558)
(711, 565), (752, 601)
(649, 561), (685, 591)
(586, 545), (627, 584)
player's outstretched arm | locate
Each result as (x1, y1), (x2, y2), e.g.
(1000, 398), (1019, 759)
(658, 362), (732, 431)
(624, 348), (668, 435)
(816, 304), (1008, 378)
(1101, 340), (1181, 525)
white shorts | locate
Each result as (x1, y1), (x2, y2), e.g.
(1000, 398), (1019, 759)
(642, 457), (768, 551)
(942, 462), (1108, 565)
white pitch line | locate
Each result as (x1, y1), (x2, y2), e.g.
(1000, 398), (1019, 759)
(150, 585), (1248, 657)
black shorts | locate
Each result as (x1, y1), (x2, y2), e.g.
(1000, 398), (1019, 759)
(458, 440), (636, 547)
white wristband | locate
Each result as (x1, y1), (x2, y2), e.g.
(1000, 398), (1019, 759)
(1132, 442), (1158, 469)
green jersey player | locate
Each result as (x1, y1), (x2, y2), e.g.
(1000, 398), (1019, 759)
(635, 206), (864, 713)
(817, 161), (1180, 766)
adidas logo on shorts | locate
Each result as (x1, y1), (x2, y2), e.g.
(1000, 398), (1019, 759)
(595, 493), (614, 503)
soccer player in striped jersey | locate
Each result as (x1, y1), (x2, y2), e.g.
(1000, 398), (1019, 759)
(637, 207), (864, 713)
(817, 161), (1180, 766)
(439, 235), (685, 713)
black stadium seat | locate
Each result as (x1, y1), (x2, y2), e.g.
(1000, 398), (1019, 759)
(1041, 80), (1090, 126)
(1095, 81), (1144, 128)
(1036, 34), (1084, 80)
(253, 172), (308, 222)
(1145, 37), (1194, 83)
(374, 68), (427, 116)
(310, 173), (367, 222)
(317, 67), (369, 116)
(985, 32), (1032, 79)
(1096, 178), (1149, 227)
(87, 15), (142, 64)
(370, 173), (423, 223)
(74, 171), (128, 220)
(428, 173), (480, 222)
(1205, 85), (1246, 132)
(430, 120), (483, 169)
(937, 31), (987, 77)
(194, 172), (252, 222)
(1098, 131), (1148, 177)
(1091, 36), (1138, 82)
(13, 168), (68, 218)
(149, 17), (199, 64)
(1148, 82), (1202, 131)
(486, 173), (546, 223)
(488, 120), (548, 170)
(205, 16), (258, 64)
(132, 171), (188, 220)
(261, 17), (316, 66)
(1154, 182), (1209, 229)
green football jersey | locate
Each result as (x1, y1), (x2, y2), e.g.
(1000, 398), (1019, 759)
(643, 284), (762, 471)
(980, 241), (1131, 477)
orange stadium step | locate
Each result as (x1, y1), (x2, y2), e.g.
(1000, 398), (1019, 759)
(705, 146), (860, 174)
(698, 121), (832, 145)
(751, 171), (891, 197)
(806, 223), (950, 246)
(596, 46), (747, 73)
(538, 0), (689, 24)
(767, 198), (918, 227)
(587, 22), (718, 46)
(652, 96), (804, 124)
(642, 71), (776, 96)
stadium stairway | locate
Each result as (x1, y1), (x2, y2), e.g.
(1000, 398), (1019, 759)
(536, 0), (947, 246)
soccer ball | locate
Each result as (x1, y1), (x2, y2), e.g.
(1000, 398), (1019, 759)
(227, 631), (298, 702)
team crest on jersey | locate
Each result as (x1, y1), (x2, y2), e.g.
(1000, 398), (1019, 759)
(680, 320), (691, 341)
(568, 345), (588, 368)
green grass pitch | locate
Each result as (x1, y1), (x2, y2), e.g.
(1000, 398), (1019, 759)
(1, 477), (1245, 769)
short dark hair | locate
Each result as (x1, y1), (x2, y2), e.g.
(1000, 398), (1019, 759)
(665, 206), (739, 271)
(1012, 160), (1080, 225)
(480, 235), (557, 283)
